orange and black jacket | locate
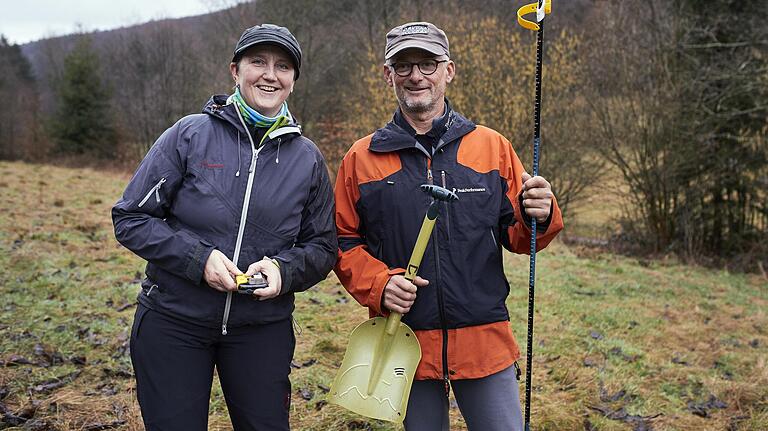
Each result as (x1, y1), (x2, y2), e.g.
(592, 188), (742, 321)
(334, 105), (563, 380)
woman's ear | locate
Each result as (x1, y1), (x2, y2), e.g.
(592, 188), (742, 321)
(229, 62), (239, 82)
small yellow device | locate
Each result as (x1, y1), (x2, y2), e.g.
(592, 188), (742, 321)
(235, 273), (267, 295)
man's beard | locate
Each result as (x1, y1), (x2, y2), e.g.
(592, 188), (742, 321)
(403, 98), (435, 114)
(395, 87), (436, 115)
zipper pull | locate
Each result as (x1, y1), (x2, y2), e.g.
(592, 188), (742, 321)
(154, 178), (167, 203)
(138, 177), (166, 208)
(249, 153), (258, 173)
(221, 324), (228, 336)
(427, 168), (433, 185)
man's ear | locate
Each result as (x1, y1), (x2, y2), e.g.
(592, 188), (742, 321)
(445, 60), (456, 84)
(383, 64), (394, 86)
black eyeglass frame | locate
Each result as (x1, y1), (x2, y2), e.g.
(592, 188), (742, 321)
(389, 59), (448, 77)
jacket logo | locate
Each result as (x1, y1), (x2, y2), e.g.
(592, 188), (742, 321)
(200, 160), (224, 169)
(455, 187), (486, 193)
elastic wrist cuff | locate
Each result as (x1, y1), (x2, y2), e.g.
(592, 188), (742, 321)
(262, 255), (281, 269)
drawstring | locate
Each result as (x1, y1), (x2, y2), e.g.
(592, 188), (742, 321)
(275, 138), (281, 164)
(235, 130), (241, 177)
(292, 316), (302, 336)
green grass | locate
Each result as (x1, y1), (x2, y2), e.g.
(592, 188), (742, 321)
(1, 160), (766, 430)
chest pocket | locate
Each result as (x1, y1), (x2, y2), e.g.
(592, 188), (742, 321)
(440, 168), (500, 239)
(358, 172), (431, 267)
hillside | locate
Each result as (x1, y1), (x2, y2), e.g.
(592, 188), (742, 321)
(0, 160), (766, 430)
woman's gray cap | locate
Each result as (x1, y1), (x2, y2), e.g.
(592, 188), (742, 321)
(232, 24), (302, 79)
(385, 22), (450, 61)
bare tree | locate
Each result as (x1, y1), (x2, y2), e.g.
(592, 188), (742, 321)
(586, 0), (767, 266)
(106, 22), (209, 156)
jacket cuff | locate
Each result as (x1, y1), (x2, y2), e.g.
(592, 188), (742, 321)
(518, 193), (552, 233)
(271, 257), (290, 295)
(186, 240), (216, 284)
(370, 268), (406, 316)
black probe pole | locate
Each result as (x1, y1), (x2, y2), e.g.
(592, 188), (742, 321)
(524, 6), (544, 431)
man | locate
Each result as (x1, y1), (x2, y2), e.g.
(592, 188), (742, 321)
(333, 22), (563, 430)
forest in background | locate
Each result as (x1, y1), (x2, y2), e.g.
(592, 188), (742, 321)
(0, 0), (766, 269)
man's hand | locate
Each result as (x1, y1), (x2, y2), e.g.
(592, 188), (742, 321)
(382, 275), (429, 314)
(245, 258), (282, 301)
(204, 250), (241, 292)
(521, 172), (554, 223)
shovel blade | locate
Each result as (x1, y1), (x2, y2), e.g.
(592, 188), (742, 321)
(328, 316), (421, 423)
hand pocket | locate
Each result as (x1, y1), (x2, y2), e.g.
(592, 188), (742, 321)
(130, 304), (151, 342)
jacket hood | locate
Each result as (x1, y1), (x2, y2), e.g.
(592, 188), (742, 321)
(201, 94), (302, 138)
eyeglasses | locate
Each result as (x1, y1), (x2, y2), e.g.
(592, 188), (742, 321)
(389, 59), (447, 77)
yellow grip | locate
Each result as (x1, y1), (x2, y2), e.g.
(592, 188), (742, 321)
(404, 215), (437, 282)
(517, 0), (552, 31)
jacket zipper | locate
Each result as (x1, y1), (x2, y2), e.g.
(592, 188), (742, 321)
(434, 214), (450, 394)
(138, 177), (166, 208)
(222, 109), (263, 335)
(441, 170), (451, 242)
(427, 161), (450, 394)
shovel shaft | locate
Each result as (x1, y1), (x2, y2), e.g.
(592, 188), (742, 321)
(373, 201), (439, 389)
(385, 206), (438, 336)
(405, 207), (438, 282)
(391, 205), (439, 335)
(377, 204), (439, 337)
(385, 312), (402, 335)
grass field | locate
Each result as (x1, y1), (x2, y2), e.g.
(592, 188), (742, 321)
(1, 160), (766, 430)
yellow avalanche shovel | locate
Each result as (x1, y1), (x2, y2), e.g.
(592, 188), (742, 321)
(328, 184), (458, 423)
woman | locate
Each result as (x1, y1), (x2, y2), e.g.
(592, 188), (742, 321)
(112, 24), (336, 430)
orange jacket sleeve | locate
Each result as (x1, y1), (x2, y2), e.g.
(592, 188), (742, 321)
(499, 135), (564, 253)
(333, 143), (403, 316)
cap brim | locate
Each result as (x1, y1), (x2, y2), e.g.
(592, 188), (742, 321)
(233, 35), (298, 64)
(385, 40), (446, 60)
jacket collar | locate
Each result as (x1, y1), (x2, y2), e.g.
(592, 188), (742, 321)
(202, 94), (302, 138)
(393, 103), (451, 141)
(369, 99), (475, 155)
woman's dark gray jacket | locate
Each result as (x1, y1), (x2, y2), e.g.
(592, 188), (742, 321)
(112, 95), (337, 334)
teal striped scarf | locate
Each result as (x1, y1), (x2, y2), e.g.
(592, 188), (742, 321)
(227, 86), (292, 128)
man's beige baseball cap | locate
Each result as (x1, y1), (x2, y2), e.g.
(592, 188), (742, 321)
(385, 22), (450, 61)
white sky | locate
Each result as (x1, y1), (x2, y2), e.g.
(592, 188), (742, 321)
(0, 0), (234, 45)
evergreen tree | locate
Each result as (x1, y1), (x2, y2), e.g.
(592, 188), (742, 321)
(51, 36), (116, 157)
(0, 35), (38, 160)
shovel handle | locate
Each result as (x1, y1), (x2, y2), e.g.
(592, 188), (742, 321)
(386, 204), (440, 335)
(404, 207), (438, 283)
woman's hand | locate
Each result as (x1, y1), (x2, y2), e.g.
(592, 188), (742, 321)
(245, 258), (282, 300)
(203, 250), (241, 292)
